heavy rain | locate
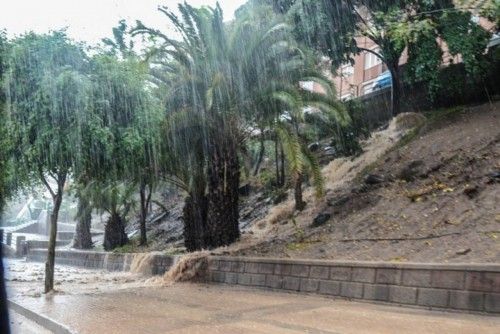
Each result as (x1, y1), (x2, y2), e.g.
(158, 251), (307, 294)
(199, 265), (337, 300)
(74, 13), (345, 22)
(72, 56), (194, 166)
(0, 1), (499, 333)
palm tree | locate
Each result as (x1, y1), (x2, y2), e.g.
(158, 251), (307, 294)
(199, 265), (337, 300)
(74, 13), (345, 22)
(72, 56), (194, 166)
(133, 2), (306, 250)
(87, 181), (135, 251)
(265, 76), (350, 210)
(133, 4), (240, 249)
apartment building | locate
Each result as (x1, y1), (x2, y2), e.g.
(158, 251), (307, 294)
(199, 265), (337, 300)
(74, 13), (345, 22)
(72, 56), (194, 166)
(331, 16), (496, 100)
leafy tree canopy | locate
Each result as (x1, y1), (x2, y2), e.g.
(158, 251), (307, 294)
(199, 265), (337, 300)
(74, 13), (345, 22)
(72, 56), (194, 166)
(270, 0), (492, 105)
(6, 31), (90, 189)
(0, 30), (12, 215)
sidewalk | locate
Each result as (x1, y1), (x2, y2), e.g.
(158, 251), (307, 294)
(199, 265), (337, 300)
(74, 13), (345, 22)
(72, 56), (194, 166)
(8, 309), (51, 334)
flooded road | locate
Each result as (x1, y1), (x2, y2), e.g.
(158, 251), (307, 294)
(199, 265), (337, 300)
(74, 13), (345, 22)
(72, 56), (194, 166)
(5, 258), (150, 298)
(5, 259), (500, 334)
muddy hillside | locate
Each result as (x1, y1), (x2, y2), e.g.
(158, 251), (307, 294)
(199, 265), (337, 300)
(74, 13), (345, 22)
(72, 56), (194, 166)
(224, 102), (500, 263)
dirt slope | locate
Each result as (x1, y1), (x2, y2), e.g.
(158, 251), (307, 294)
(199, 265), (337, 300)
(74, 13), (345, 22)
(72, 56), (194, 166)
(224, 102), (500, 263)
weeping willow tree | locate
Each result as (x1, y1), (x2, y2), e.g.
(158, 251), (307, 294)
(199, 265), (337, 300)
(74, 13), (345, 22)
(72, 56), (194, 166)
(81, 53), (160, 250)
(5, 31), (90, 292)
(102, 20), (163, 247)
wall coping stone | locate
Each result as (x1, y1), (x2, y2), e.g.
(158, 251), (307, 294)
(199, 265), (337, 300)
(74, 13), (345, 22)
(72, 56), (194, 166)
(210, 256), (500, 272)
(208, 256), (500, 313)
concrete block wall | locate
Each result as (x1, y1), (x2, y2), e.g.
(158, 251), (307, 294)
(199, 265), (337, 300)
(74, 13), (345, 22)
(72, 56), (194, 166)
(27, 249), (177, 275)
(25, 240), (69, 250)
(207, 257), (500, 314)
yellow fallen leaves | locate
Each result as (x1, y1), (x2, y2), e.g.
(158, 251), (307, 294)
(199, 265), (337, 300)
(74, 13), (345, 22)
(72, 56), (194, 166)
(484, 232), (498, 240)
(444, 219), (461, 226)
(406, 181), (455, 201)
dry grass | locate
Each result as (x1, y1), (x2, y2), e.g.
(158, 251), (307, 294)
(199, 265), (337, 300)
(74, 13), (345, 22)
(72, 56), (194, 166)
(323, 112), (424, 191)
(267, 201), (295, 225)
(216, 113), (426, 256)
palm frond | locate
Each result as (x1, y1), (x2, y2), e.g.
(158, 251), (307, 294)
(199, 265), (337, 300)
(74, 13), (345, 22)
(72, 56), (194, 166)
(276, 123), (303, 178)
(301, 144), (325, 198)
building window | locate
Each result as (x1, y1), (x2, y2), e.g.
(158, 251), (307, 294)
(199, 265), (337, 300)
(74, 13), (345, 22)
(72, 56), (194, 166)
(340, 63), (354, 77)
(341, 93), (353, 101)
(364, 49), (382, 70)
(362, 81), (374, 95)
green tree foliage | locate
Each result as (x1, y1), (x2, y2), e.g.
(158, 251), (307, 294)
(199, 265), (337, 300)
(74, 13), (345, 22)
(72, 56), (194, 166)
(84, 53), (161, 249)
(456, 0), (500, 30)
(133, 3), (295, 250)
(5, 31), (90, 292)
(86, 181), (136, 251)
(0, 31), (11, 219)
(267, 81), (350, 210)
(133, 2), (349, 250)
(99, 21), (163, 246)
(272, 0), (492, 112)
(102, 19), (136, 58)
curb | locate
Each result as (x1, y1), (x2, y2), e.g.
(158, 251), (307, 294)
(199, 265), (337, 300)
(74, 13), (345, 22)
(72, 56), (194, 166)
(7, 299), (76, 334)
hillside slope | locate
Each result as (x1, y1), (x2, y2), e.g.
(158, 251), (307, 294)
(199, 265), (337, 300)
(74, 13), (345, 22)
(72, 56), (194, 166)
(223, 102), (500, 263)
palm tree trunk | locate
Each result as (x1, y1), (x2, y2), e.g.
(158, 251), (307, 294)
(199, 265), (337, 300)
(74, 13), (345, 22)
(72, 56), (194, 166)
(280, 143), (286, 187)
(73, 196), (92, 249)
(253, 133), (265, 176)
(294, 173), (306, 211)
(274, 138), (280, 185)
(183, 192), (208, 251)
(206, 139), (240, 248)
(45, 172), (66, 293)
(103, 212), (128, 251)
(139, 181), (150, 246)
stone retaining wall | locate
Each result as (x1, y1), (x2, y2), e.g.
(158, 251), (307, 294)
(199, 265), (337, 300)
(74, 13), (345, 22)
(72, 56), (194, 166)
(27, 249), (177, 276)
(207, 256), (500, 314)
(25, 240), (69, 250)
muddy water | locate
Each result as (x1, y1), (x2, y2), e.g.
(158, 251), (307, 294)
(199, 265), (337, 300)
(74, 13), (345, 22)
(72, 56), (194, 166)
(4, 259), (500, 334)
(128, 252), (162, 275)
(8, 279), (500, 334)
(4, 258), (151, 299)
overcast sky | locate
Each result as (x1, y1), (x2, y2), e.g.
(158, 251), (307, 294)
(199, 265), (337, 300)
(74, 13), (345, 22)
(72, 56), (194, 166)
(0, 0), (248, 45)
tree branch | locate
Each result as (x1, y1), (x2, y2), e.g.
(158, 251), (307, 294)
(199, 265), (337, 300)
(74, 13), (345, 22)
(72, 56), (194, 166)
(353, 6), (379, 43)
(338, 232), (462, 243)
(146, 184), (153, 211)
(358, 47), (386, 63)
(38, 166), (56, 199)
(152, 200), (170, 215)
